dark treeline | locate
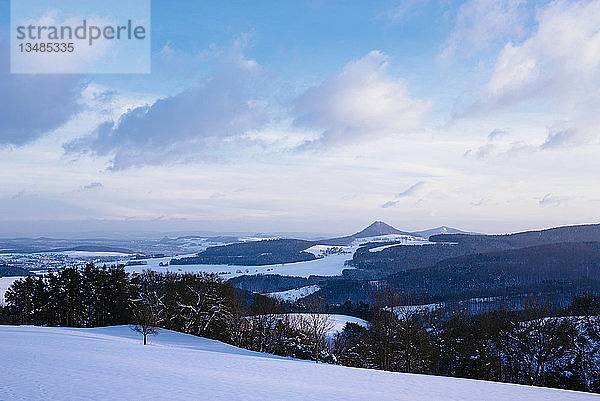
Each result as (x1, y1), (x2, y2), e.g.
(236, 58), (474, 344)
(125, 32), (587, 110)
(2, 267), (600, 393)
(333, 289), (600, 393)
(4, 264), (133, 327)
(347, 242), (470, 274)
(431, 223), (600, 250)
(2, 264), (250, 343)
(0, 264), (328, 361)
(171, 239), (317, 266)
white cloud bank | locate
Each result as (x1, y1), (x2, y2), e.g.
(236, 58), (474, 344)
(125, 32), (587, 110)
(294, 51), (431, 146)
(480, 0), (600, 147)
(441, 0), (530, 58)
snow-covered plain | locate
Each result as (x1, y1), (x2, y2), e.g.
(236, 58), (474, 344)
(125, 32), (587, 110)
(0, 276), (26, 306)
(287, 313), (368, 337)
(265, 285), (321, 302)
(123, 251), (355, 279)
(61, 250), (134, 257)
(368, 239), (433, 252)
(0, 325), (596, 401)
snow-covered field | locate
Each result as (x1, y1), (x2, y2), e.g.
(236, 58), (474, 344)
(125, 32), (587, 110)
(265, 285), (321, 302)
(392, 303), (444, 315)
(364, 235), (433, 253)
(246, 313), (368, 338)
(0, 325), (596, 401)
(286, 313), (368, 337)
(0, 276), (26, 306)
(61, 251), (134, 257)
(123, 250), (356, 279)
(326, 314), (368, 336)
(123, 252), (353, 279)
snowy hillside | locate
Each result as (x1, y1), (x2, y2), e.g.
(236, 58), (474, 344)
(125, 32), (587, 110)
(0, 325), (596, 400)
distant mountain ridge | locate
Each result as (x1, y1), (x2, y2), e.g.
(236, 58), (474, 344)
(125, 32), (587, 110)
(351, 221), (409, 238)
(411, 226), (480, 239)
(318, 221), (472, 245)
(431, 223), (600, 250)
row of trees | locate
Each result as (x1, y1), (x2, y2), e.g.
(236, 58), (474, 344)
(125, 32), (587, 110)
(3, 265), (247, 342)
(1, 264), (333, 361)
(333, 289), (600, 393)
(5, 264), (133, 327)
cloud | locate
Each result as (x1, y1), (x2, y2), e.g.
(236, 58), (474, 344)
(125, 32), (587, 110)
(488, 128), (509, 141)
(0, 34), (83, 146)
(539, 193), (568, 207)
(81, 182), (103, 191)
(464, 128), (511, 159)
(395, 181), (424, 198)
(540, 123), (582, 149)
(65, 52), (270, 169)
(381, 181), (424, 208)
(441, 0), (530, 59)
(450, 0), (600, 152)
(470, 198), (488, 207)
(294, 51), (431, 146)
(484, 0), (600, 102)
(384, 0), (429, 21)
(474, 143), (496, 159)
(479, 1), (600, 121)
(381, 200), (399, 209)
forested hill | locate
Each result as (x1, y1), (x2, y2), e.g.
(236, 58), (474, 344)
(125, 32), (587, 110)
(348, 242), (469, 273)
(170, 239), (317, 266)
(384, 242), (600, 299)
(431, 223), (600, 251)
(0, 266), (33, 277)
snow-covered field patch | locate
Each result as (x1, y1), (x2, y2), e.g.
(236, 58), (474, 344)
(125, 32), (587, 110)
(62, 251), (134, 257)
(261, 313), (369, 338)
(264, 285), (321, 302)
(0, 325), (595, 400)
(327, 314), (369, 336)
(303, 245), (349, 257)
(368, 237), (433, 253)
(392, 303), (444, 315)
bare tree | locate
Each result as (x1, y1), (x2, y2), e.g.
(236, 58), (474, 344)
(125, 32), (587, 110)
(302, 295), (334, 363)
(513, 297), (577, 386)
(131, 300), (159, 345)
(227, 285), (247, 347)
(394, 291), (437, 373)
(131, 270), (162, 345)
(370, 287), (401, 371)
(248, 294), (284, 352)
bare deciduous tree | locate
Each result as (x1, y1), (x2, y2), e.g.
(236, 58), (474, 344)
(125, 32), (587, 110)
(302, 295), (334, 363)
(131, 301), (159, 345)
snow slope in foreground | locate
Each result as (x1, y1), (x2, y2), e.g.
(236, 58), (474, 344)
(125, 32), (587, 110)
(0, 326), (596, 401)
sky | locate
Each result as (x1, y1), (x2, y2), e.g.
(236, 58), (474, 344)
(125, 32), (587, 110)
(1, 0), (599, 237)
